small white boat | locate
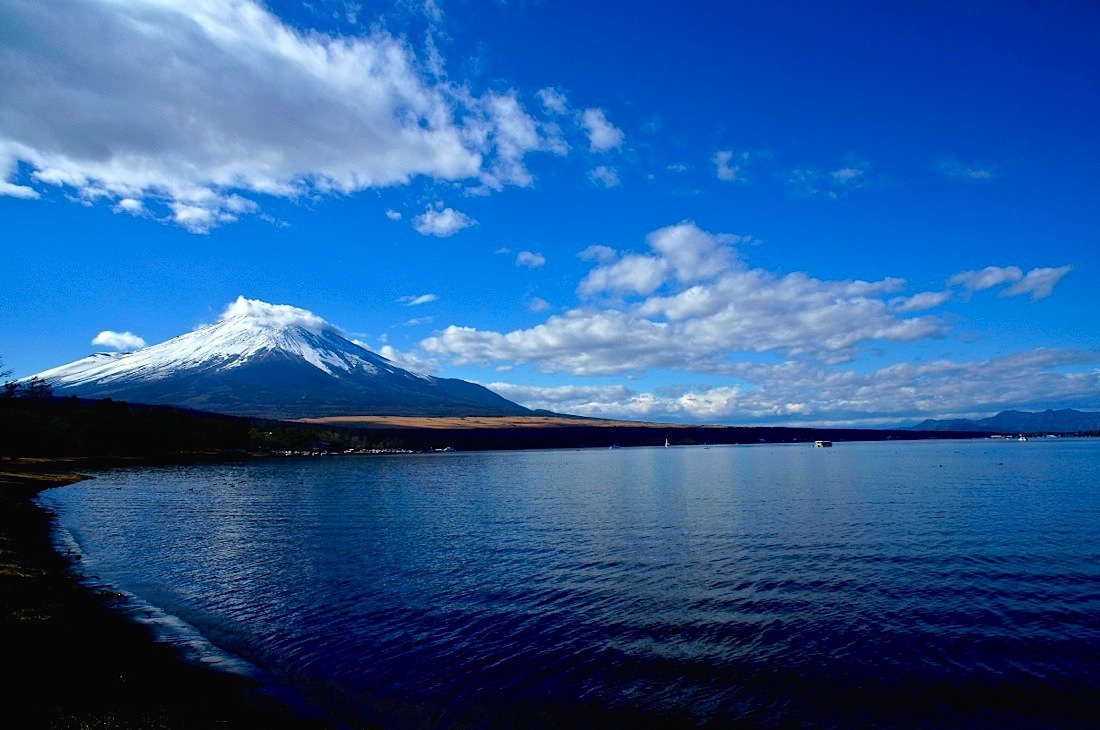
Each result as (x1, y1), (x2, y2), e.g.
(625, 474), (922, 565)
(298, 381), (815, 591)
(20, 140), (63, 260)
(814, 440), (833, 448)
(1018, 435), (1028, 442)
(664, 438), (670, 448)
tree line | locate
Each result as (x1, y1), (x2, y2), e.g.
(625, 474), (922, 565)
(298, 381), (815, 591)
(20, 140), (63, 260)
(1, 355), (401, 458)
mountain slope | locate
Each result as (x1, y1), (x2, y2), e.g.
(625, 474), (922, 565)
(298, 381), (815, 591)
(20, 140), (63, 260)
(908, 409), (1100, 433)
(31, 299), (529, 419)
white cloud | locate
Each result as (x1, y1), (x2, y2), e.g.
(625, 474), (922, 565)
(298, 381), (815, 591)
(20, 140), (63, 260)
(527, 297), (551, 312)
(537, 87), (570, 115)
(385, 209), (402, 221)
(412, 205), (476, 236)
(947, 265), (1023, 291)
(0, 0), (564, 231)
(423, 221), (950, 375)
(0, 179), (39, 199)
(946, 265), (1070, 300)
(488, 382), (636, 411)
(220, 296), (335, 333)
(577, 244), (617, 264)
(515, 251), (546, 269)
(398, 293), (439, 306)
(580, 108), (624, 152)
(890, 291), (953, 313)
(487, 348), (1100, 425)
(588, 165), (621, 188)
(113, 198), (145, 215)
(831, 167), (863, 183)
(1001, 266), (1073, 300)
(577, 254), (669, 297)
(91, 330), (146, 352)
(788, 164), (868, 198)
(376, 344), (438, 375)
(713, 150), (741, 182)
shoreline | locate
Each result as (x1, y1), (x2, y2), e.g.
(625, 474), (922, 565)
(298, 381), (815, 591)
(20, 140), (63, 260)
(0, 460), (329, 728)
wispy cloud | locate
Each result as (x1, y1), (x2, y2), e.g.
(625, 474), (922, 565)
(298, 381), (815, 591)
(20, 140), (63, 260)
(938, 157), (995, 181)
(588, 165), (621, 188)
(947, 265), (1071, 300)
(787, 163), (869, 198)
(713, 150), (743, 182)
(398, 293), (439, 306)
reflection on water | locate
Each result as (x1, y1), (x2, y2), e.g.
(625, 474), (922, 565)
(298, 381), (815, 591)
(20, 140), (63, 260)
(43, 439), (1100, 727)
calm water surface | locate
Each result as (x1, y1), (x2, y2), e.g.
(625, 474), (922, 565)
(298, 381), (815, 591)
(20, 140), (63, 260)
(41, 439), (1100, 727)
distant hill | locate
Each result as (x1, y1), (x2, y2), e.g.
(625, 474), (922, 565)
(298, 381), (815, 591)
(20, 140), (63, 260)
(908, 409), (1100, 433)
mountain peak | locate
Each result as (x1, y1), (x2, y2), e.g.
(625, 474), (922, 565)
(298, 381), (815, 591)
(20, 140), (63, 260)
(31, 298), (529, 419)
(218, 296), (339, 336)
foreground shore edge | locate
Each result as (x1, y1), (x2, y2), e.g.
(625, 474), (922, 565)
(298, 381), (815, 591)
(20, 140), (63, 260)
(0, 461), (329, 729)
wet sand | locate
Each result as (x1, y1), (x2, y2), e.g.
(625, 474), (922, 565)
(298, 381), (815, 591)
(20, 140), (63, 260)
(0, 461), (329, 728)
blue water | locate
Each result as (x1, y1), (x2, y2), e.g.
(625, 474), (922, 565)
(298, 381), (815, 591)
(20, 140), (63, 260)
(41, 439), (1100, 727)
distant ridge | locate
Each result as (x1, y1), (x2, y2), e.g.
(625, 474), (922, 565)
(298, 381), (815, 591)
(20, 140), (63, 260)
(908, 409), (1100, 433)
(29, 298), (530, 420)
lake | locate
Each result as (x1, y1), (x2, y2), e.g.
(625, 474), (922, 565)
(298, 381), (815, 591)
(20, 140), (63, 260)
(41, 438), (1100, 727)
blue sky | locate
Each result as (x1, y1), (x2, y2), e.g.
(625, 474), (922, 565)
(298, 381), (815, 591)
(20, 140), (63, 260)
(2, 0), (1098, 426)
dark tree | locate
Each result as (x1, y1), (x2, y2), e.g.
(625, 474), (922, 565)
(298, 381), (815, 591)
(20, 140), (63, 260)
(0, 356), (18, 399)
(24, 376), (53, 400)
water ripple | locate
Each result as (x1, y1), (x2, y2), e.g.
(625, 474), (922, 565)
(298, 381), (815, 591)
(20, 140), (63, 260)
(41, 440), (1100, 727)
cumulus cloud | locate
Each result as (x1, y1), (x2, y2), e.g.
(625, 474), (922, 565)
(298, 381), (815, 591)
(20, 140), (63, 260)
(580, 108), (624, 152)
(91, 330), (146, 352)
(527, 297), (551, 312)
(398, 293), (439, 306)
(422, 221), (949, 375)
(488, 382), (637, 411)
(220, 296), (335, 332)
(0, 0), (562, 231)
(487, 348), (1100, 425)
(385, 209), (402, 221)
(515, 251), (546, 269)
(412, 205), (476, 236)
(376, 344), (439, 375)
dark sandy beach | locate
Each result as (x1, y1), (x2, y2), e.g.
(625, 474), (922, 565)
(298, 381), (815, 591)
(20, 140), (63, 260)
(0, 461), (329, 728)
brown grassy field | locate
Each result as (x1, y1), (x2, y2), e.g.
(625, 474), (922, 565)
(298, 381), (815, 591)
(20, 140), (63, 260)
(295, 415), (695, 429)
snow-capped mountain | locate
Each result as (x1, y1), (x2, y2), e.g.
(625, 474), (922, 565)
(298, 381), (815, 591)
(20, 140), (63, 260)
(32, 298), (530, 419)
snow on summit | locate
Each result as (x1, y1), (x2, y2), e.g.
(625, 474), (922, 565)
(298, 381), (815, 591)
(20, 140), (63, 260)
(28, 297), (529, 418)
(35, 297), (386, 387)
